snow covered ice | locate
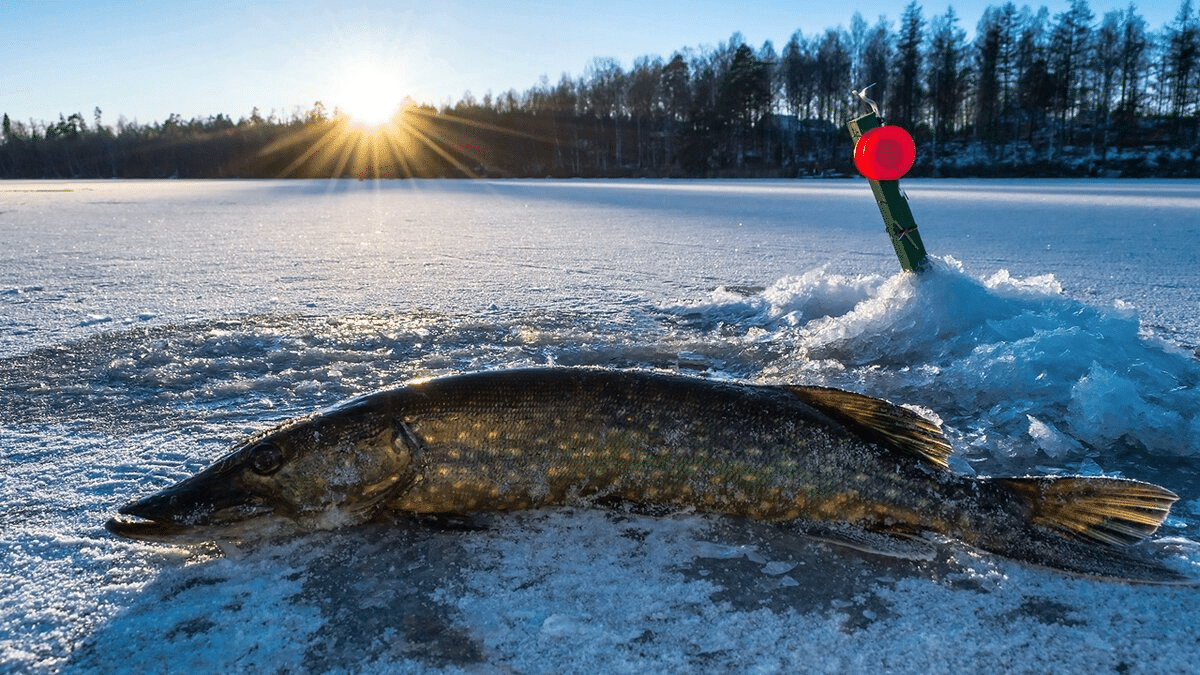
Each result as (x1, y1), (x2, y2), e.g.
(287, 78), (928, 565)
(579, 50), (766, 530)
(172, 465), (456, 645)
(3, 178), (1200, 673)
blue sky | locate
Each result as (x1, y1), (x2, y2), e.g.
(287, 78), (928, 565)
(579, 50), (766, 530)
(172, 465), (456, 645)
(3, 0), (1184, 126)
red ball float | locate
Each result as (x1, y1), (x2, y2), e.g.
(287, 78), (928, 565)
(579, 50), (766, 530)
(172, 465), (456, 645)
(853, 125), (916, 181)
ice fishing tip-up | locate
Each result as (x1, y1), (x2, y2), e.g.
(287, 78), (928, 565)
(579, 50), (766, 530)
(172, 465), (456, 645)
(846, 92), (929, 274)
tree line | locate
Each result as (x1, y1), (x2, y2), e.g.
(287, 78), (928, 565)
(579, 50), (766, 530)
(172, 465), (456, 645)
(4, 0), (1200, 179)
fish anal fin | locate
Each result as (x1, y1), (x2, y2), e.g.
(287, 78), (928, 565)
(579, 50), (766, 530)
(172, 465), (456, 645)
(999, 476), (1179, 547)
(785, 386), (953, 470)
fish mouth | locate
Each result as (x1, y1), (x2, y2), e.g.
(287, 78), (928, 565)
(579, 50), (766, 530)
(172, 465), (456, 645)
(105, 473), (276, 543)
(106, 500), (280, 543)
(105, 512), (196, 541)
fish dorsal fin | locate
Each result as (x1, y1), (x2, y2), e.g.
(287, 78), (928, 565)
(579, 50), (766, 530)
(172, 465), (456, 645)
(784, 386), (953, 470)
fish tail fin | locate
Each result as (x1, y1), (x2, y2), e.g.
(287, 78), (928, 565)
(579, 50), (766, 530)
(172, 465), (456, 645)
(997, 476), (1177, 547)
(979, 476), (1187, 583)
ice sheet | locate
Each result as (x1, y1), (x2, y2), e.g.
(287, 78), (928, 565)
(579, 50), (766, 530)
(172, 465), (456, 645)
(2, 179), (1199, 673)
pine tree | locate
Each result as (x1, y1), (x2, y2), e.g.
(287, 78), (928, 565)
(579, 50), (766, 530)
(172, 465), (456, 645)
(1114, 4), (1148, 145)
(1164, 0), (1200, 142)
(1015, 6), (1052, 147)
(716, 43), (771, 167)
(975, 8), (1003, 143)
(927, 7), (968, 143)
(889, 1), (925, 130)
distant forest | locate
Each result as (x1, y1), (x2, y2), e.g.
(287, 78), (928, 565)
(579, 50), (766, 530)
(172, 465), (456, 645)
(5, 0), (1200, 179)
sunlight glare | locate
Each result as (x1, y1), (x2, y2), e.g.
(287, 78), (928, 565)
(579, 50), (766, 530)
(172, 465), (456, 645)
(337, 66), (403, 127)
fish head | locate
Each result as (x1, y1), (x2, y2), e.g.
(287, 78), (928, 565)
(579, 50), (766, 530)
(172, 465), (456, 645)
(107, 401), (421, 544)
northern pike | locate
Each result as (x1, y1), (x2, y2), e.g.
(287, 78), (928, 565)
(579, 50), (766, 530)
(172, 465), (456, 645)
(107, 368), (1183, 582)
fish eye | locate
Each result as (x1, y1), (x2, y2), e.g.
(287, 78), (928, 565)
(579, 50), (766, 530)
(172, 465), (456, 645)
(248, 442), (284, 476)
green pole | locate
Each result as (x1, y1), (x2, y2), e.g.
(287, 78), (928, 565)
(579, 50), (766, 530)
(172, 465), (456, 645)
(846, 112), (929, 273)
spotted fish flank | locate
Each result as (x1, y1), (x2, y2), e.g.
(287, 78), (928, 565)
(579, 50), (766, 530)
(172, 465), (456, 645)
(107, 367), (1183, 582)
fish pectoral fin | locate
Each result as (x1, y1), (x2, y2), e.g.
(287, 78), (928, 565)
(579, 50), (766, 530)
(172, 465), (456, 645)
(787, 520), (938, 561)
(784, 386), (953, 470)
(361, 474), (406, 498)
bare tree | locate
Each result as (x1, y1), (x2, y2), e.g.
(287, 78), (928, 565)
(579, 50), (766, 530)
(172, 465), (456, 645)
(583, 57), (627, 171)
(863, 18), (894, 116)
(1092, 11), (1123, 155)
(1048, 0), (1095, 147)
(815, 28), (852, 124)
(628, 55), (664, 169)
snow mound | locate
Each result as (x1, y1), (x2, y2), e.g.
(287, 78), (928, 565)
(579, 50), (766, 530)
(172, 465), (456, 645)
(666, 256), (1200, 460)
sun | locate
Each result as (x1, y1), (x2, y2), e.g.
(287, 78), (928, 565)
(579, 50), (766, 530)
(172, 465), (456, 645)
(257, 54), (493, 178)
(335, 66), (403, 127)
(259, 96), (482, 179)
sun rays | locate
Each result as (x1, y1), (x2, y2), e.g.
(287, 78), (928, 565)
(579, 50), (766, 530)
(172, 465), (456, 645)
(257, 102), (487, 179)
(252, 49), (560, 180)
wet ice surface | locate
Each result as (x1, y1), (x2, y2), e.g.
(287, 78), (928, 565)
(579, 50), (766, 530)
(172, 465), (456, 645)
(3, 178), (1200, 673)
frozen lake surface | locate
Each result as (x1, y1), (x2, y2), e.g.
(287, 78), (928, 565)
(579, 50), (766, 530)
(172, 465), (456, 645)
(3, 178), (1200, 673)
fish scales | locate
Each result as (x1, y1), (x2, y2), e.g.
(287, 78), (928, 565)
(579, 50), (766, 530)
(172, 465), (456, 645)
(106, 367), (1186, 583)
(350, 370), (953, 528)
